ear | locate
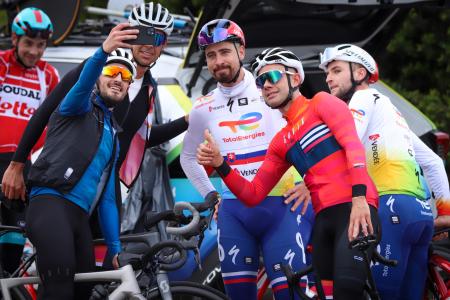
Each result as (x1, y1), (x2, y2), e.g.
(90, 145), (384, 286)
(11, 33), (19, 47)
(292, 72), (301, 87)
(354, 66), (367, 82)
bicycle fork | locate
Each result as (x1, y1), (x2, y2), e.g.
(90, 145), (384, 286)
(156, 271), (173, 300)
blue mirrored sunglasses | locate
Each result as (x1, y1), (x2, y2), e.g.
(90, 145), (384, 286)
(255, 70), (294, 88)
(154, 32), (167, 46)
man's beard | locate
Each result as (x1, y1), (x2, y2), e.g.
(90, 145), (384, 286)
(100, 90), (123, 108)
(213, 66), (235, 83)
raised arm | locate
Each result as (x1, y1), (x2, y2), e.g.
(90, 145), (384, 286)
(59, 23), (138, 116)
(197, 130), (290, 206)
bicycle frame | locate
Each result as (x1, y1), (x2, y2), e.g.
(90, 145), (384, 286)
(0, 264), (145, 300)
(425, 228), (450, 300)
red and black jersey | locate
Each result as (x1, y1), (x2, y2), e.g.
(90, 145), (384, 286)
(221, 92), (378, 213)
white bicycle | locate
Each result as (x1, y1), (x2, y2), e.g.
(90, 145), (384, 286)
(0, 192), (228, 300)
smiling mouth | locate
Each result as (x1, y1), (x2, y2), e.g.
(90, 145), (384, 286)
(109, 84), (122, 92)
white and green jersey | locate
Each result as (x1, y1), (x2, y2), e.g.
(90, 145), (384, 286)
(349, 88), (448, 202)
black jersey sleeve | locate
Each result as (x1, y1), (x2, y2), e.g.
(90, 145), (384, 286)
(12, 60), (87, 162)
(147, 116), (188, 148)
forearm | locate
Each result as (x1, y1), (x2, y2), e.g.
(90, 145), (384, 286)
(98, 175), (121, 255)
(147, 116), (188, 147)
(215, 159), (283, 206)
(60, 47), (108, 115)
(180, 151), (215, 197)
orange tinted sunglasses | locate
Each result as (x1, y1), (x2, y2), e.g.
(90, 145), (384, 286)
(102, 65), (133, 83)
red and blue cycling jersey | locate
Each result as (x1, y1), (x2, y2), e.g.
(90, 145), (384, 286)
(220, 92), (378, 213)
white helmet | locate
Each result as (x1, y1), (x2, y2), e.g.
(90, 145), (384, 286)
(106, 48), (137, 78)
(250, 47), (305, 84)
(319, 44), (379, 83)
(128, 2), (174, 36)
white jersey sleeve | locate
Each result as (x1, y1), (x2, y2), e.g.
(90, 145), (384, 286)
(180, 99), (215, 197)
(412, 133), (450, 201)
(348, 91), (374, 140)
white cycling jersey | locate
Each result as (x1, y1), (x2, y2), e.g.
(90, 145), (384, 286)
(181, 69), (299, 199)
(349, 88), (450, 213)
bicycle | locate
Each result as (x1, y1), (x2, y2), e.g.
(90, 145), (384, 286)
(0, 192), (229, 300)
(424, 227), (450, 300)
(281, 234), (398, 300)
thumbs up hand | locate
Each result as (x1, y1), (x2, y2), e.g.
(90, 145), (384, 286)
(197, 129), (224, 167)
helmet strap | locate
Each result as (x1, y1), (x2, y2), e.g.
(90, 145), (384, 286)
(271, 66), (298, 110)
(341, 62), (365, 103)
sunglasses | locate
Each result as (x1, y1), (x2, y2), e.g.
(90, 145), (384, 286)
(255, 70), (295, 88)
(102, 65), (133, 83)
(153, 31), (167, 47)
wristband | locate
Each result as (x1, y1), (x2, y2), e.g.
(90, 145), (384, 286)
(352, 184), (367, 197)
(215, 160), (231, 177)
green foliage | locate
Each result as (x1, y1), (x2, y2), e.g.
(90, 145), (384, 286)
(381, 8), (450, 132)
(381, 8), (450, 168)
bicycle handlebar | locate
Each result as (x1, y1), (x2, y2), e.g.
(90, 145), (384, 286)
(349, 234), (378, 251)
(166, 201), (200, 235)
(143, 191), (220, 236)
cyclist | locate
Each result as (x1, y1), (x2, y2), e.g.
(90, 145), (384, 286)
(319, 44), (450, 300)
(197, 47), (380, 300)
(1, 2), (188, 243)
(0, 7), (59, 275)
(25, 23), (137, 300)
(2, 2), (188, 199)
(181, 20), (314, 299)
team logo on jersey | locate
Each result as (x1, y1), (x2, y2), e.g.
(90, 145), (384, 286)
(369, 134), (380, 141)
(350, 108), (365, 122)
(208, 104), (224, 112)
(0, 100), (36, 119)
(369, 134), (381, 165)
(226, 152), (236, 162)
(0, 85), (41, 100)
(218, 112), (262, 133)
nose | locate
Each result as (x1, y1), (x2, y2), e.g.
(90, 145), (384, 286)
(325, 73), (333, 85)
(263, 78), (274, 89)
(28, 45), (40, 56)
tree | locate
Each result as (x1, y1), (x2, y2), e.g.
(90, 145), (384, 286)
(380, 8), (450, 168)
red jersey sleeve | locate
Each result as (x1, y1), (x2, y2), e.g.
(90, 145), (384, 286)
(221, 136), (291, 206)
(45, 63), (60, 94)
(313, 92), (369, 188)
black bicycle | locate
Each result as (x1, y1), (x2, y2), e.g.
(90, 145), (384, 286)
(282, 234), (397, 300)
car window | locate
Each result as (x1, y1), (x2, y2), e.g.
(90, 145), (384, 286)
(49, 61), (80, 78)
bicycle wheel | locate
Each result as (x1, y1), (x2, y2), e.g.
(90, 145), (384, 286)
(145, 281), (228, 300)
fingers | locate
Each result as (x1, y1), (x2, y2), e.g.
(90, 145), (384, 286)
(283, 183), (310, 213)
(196, 144), (215, 166)
(204, 129), (215, 145)
(103, 23), (138, 53)
(301, 198), (310, 215)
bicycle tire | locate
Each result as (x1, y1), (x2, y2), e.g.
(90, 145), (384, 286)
(145, 281), (228, 300)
